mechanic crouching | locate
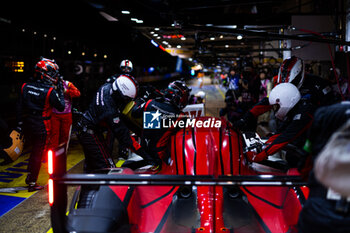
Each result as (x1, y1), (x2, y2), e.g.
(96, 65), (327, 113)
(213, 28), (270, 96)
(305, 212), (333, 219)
(298, 101), (350, 233)
(234, 56), (334, 133)
(243, 83), (316, 166)
(77, 74), (155, 173)
(131, 80), (191, 169)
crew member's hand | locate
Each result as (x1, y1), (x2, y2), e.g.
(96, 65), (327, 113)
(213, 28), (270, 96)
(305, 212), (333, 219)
(16, 122), (23, 134)
(233, 119), (246, 130)
(56, 80), (63, 92)
(118, 147), (129, 160)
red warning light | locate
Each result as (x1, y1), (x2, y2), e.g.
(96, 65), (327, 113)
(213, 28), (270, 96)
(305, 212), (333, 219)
(48, 178), (54, 206)
(48, 150), (53, 175)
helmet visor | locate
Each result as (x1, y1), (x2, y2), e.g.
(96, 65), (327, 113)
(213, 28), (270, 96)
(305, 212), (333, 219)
(121, 66), (132, 73)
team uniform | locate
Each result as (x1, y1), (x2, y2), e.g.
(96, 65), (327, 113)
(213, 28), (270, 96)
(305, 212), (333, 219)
(237, 57), (335, 164)
(17, 78), (64, 189)
(50, 80), (80, 149)
(241, 73), (334, 129)
(78, 76), (152, 173)
(298, 102), (350, 233)
(250, 99), (316, 163)
(131, 81), (190, 165)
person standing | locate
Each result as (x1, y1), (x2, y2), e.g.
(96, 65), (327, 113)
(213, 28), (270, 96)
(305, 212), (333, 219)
(17, 57), (65, 191)
(105, 59), (134, 157)
(50, 78), (80, 150)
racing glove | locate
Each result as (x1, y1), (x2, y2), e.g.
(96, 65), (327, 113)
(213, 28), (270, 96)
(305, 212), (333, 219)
(135, 148), (157, 164)
(56, 79), (64, 93)
(16, 121), (23, 134)
(136, 148), (161, 171)
(233, 111), (256, 131)
(233, 118), (247, 130)
(118, 147), (129, 160)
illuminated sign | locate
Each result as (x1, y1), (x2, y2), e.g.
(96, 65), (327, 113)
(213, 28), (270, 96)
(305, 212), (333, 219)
(6, 61), (24, 72)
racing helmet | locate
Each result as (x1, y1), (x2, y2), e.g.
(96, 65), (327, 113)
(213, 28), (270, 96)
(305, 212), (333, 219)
(34, 57), (60, 84)
(277, 56), (305, 88)
(112, 74), (138, 100)
(195, 91), (206, 99)
(120, 59), (133, 73)
(269, 83), (301, 120)
(164, 80), (191, 109)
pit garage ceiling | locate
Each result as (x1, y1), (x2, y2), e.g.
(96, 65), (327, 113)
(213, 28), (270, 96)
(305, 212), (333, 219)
(1, 0), (348, 67)
(83, 0), (349, 66)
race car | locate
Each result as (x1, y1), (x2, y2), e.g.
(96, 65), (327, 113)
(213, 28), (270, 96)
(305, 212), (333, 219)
(49, 117), (308, 233)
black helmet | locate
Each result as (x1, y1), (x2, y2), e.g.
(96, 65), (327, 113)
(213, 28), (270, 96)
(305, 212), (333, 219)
(164, 80), (191, 109)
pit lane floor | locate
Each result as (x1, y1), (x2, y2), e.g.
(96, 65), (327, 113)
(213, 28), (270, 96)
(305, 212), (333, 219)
(0, 77), (225, 232)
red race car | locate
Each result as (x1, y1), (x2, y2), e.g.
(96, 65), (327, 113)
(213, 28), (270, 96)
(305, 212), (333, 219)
(49, 117), (308, 233)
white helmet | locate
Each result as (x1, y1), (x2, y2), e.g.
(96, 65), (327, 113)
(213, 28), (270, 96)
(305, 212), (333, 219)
(120, 59), (133, 73)
(195, 91), (206, 99)
(269, 83), (301, 120)
(277, 56), (305, 89)
(112, 74), (138, 99)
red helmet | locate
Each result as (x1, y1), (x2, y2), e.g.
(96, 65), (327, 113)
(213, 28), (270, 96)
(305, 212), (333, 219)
(34, 57), (60, 84)
(164, 80), (191, 109)
(277, 56), (304, 88)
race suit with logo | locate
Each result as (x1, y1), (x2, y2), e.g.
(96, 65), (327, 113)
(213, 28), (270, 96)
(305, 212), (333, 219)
(78, 83), (148, 173)
(50, 80), (80, 149)
(241, 74), (334, 127)
(254, 100), (316, 165)
(17, 79), (65, 184)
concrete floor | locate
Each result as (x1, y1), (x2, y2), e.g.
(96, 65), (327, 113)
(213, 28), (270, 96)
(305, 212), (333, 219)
(0, 77), (226, 233)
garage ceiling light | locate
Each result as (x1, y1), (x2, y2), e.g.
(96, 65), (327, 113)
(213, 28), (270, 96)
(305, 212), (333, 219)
(99, 11), (118, 21)
(237, 35), (243, 40)
(121, 10), (130, 14)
